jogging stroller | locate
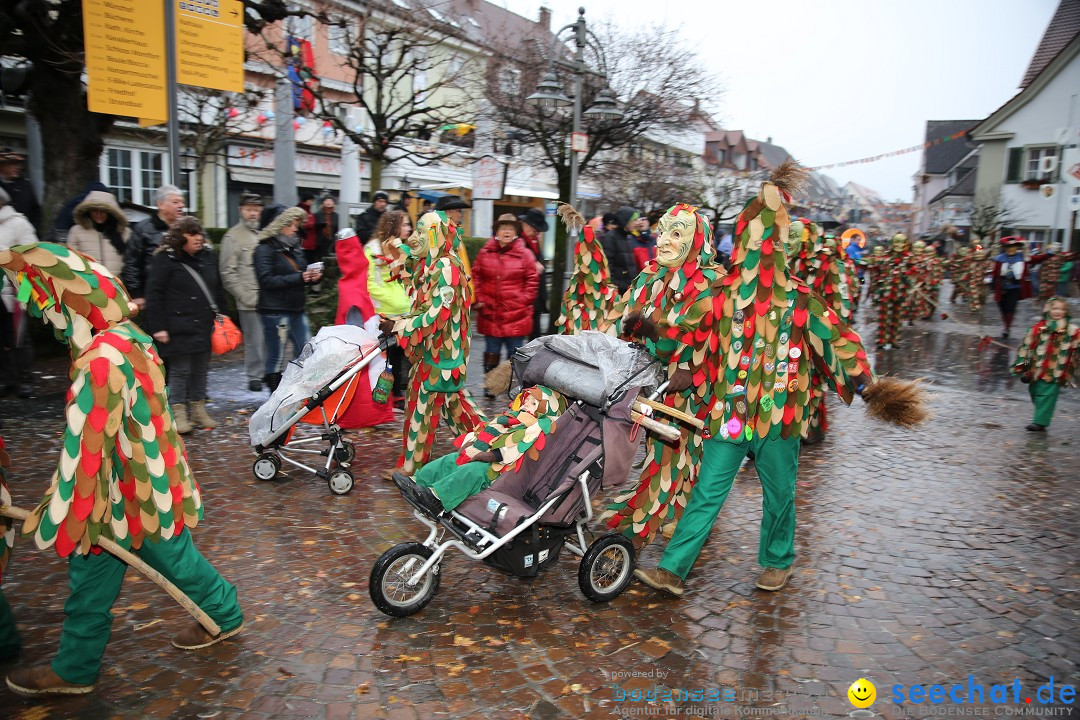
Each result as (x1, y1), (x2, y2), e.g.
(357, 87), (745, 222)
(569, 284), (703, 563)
(249, 323), (395, 495)
(370, 332), (681, 617)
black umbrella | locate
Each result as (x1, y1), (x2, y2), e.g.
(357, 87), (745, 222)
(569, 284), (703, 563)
(810, 212), (841, 229)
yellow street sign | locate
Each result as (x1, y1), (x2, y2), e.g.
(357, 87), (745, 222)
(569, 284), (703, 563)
(176, 0), (245, 92)
(82, 0), (167, 118)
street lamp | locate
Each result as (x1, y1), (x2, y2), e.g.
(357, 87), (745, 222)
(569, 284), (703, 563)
(526, 6), (623, 211)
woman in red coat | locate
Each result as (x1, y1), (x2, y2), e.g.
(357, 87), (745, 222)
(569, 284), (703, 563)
(474, 214), (539, 392)
(333, 228), (395, 427)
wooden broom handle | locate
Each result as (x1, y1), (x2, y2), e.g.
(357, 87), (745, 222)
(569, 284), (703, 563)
(1, 505), (221, 636)
(629, 411), (682, 444)
(633, 398), (705, 430)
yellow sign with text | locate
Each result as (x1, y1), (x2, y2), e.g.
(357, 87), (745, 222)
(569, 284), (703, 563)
(82, 0), (167, 119)
(176, 0), (244, 92)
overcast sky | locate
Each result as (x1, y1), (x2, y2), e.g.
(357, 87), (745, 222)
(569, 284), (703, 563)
(498, 0), (1059, 202)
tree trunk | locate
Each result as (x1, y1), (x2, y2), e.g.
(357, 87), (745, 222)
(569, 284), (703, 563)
(28, 63), (113, 233)
(545, 171), (572, 333)
(369, 156), (383, 198)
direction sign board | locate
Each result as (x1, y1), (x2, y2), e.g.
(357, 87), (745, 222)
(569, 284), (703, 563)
(83, 0), (167, 119)
(176, 0), (244, 92)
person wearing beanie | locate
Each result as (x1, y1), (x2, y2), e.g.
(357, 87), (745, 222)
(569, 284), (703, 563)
(219, 191), (266, 391)
(600, 206), (641, 294)
(355, 190), (389, 242)
(634, 162), (885, 597)
(517, 207), (549, 338)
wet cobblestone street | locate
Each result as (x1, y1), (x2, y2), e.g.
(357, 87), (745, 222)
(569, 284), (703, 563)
(0, 287), (1077, 720)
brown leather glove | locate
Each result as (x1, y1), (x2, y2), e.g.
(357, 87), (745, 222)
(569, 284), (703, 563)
(624, 311), (659, 341)
(667, 367), (695, 392)
(378, 317), (397, 337)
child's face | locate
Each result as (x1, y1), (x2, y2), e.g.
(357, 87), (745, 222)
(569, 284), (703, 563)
(1048, 301), (1067, 321)
(521, 395), (540, 414)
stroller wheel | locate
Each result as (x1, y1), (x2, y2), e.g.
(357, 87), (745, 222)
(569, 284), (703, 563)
(579, 533), (636, 603)
(334, 441), (356, 464)
(327, 469), (354, 495)
(253, 454), (280, 481)
(370, 542), (441, 617)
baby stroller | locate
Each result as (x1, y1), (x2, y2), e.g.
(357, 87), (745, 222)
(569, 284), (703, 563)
(249, 324), (395, 495)
(370, 332), (682, 617)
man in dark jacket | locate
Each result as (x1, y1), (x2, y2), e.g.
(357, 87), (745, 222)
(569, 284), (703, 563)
(0, 149), (41, 234)
(355, 190), (389, 241)
(122, 184), (185, 309)
(517, 207), (549, 338)
(600, 206), (640, 294)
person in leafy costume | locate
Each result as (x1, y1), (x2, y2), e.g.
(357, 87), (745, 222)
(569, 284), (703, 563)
(600, 204), (726, 549)
(408, 386), (567, 514)
(380, 212), (486, 475)
(0, 243), (242, 698)
(554, 204), (618, 335)
(875, 233), (916, 349)
(787, 222), (855, 445)
(634, 163), (880, 597)
(1011, 297), (1080, 432)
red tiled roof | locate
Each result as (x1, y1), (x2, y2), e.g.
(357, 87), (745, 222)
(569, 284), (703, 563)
(1020, 0), (1080, 88)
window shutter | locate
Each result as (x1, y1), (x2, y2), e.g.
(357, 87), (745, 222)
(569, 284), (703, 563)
(1005, 147), (1023, 183)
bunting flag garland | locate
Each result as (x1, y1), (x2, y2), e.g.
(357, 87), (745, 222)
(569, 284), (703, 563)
(808, 130), (971, 171)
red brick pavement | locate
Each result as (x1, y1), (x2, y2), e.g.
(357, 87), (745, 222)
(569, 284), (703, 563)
(0, 292), (1076, 719)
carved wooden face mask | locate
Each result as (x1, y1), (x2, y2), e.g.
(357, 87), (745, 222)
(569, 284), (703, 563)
(655, 209), (696, 267)
(406, 212), (440, 256)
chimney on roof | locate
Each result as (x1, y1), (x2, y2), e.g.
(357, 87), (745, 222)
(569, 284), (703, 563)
(767, 136), (772, 144)
(538, 5), (551, 30)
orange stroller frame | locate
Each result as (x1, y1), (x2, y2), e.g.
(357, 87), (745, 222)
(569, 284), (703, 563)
(251, 336), (396, 495)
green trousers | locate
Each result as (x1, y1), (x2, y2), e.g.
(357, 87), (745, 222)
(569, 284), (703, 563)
(0, 587), (19, 658)
(51, 528), (243, 685)
(660, 435), (800, 580)
(415, 454), (493, 512)
(1029, 380), (1061, 427)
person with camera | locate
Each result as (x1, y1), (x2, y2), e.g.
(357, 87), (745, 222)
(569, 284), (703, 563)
(254, 205), (322, 391)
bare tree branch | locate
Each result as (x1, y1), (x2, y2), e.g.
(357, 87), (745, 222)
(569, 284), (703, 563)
(970, 187), (1027, 243)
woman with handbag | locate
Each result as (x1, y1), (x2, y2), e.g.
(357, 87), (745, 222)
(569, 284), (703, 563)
(145, 216), (227, 433)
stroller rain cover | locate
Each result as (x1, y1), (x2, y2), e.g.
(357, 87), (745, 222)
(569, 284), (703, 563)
(249, 321), (386, 446)
(512, 331), (665, 407)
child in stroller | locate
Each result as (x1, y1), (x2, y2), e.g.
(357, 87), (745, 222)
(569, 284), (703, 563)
(370, 332), (681, 617)
(402, 386), (567, 516)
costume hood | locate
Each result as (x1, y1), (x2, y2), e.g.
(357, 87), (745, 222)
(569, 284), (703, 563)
(73, 191), (128, 230)
(0, 242), (134, 352)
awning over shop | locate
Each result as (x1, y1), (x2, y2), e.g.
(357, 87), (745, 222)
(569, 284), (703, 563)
(229, 167), (341, 191)
(415, 189), (451, 201)
(504, 185), (558, 200)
